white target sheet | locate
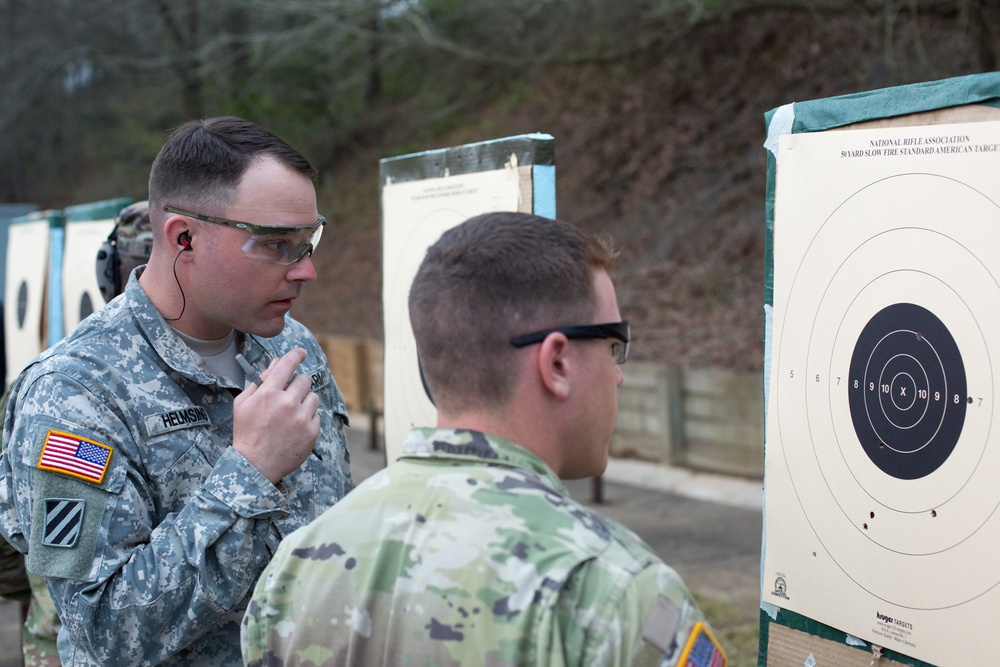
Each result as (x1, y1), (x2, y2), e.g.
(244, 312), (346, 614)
(382, 167), (521, 463)
(764, 119), (1000, 666)
(63, 217), (116, 333)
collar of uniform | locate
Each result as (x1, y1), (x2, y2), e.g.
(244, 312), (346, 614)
(125, 271), (235, 387)
(239, 335), (271, 366)
(399, 427), (565, 492)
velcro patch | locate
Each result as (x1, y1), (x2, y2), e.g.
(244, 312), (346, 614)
(42, 499), (85, 548)
(38, 430), (113, 484)
(677, 621), (727, 667)
(642, 595), (682, 657)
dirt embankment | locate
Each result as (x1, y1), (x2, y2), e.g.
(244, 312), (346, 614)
(295, 7), (991, 372)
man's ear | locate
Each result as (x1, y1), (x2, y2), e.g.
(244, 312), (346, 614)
(537, 333), (572, 400)
(162, 214), (194, 257)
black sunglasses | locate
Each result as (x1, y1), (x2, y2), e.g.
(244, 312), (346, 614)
(510, 320), (630, 364)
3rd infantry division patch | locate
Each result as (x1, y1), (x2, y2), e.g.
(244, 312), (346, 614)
(42, 498), (85, 548)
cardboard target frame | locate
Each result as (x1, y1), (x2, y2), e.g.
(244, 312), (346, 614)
(761, 73), (1000, 666)
(379, 134), (555, 464)
(4, 209), (59, 388)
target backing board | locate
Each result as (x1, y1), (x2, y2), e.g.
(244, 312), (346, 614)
(380, 134), (555, 463)
(763, 117), (1000, 665)
(4, 212), (54, 387)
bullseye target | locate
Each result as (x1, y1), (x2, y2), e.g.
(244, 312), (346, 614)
(764, 119), (1000, 666)
(62, 217), (116, 334)
(4, 216), (51, 387)
(848, 302), (967, 481)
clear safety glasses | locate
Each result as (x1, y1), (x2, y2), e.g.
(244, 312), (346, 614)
(164, 205), (325, 265)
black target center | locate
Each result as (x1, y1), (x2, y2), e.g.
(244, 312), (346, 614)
(848, 303), (966, 480)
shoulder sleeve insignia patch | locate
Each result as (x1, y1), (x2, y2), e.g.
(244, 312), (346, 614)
(677, 621), (727, 667)
(38, 430), (113, 484)
(642, 595), (682, 656)
(42, 498), (85, 548)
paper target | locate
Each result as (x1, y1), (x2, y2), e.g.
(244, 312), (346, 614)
(764, 120), (1000, 665)
(62, 218), (115, 334)
(381, 167), (522, 462)
(4, 218), (50, 387)
(383, 204), (471, 455)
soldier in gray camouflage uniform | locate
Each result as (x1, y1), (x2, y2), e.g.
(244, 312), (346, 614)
(243, 212), (727, 666)
(0, 117), (354, 666)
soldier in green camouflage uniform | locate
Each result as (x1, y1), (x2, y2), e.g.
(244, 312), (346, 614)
(22, 572), (60, 666)
(0, 525), (29, 604)
(1, 492), (61, 667)
(0, 118), (353, 666)
(1, 377), (61, 666)
(243, 212), (727, 666)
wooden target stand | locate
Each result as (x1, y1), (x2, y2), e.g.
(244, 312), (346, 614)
(379, 134), (555, 465)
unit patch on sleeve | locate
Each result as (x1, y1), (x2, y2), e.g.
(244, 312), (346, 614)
(38, 430), (113, 484)
(42, 498), (85, 548)
(642, 595), (682, 657)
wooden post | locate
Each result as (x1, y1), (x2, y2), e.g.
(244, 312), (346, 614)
(665, 365), (686, 466)
(591, 475), (604, 504)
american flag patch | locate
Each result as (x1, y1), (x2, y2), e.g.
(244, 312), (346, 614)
(38, 430), (113, 484)
(679, 621), (727, 667)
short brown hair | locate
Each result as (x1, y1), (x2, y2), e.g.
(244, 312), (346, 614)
(148, 116), (316, 230)
(408, 211), (615, 412)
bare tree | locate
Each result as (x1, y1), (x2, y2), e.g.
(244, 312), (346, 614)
(0, 0), (995, 204)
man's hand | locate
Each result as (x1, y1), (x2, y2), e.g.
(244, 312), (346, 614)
(232, 348), (320, 484)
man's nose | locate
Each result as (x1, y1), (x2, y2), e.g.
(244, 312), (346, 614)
(288, 253), (318, 282)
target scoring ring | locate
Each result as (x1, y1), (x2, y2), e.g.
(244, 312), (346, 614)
(886, 368), (919, 415)
(772, 172), (1000, 609)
